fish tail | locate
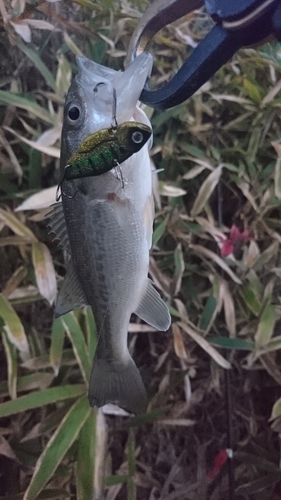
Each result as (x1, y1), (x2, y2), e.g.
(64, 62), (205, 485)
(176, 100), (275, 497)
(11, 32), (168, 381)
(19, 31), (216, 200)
(88, 356), (147, 415)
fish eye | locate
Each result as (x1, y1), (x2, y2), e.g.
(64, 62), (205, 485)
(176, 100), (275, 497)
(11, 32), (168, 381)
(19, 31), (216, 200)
(68, 105), (80, 122)
(132, 131), (144, 144)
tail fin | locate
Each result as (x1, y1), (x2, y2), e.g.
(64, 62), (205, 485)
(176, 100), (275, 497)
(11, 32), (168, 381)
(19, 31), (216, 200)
(88, 356), (147, 415)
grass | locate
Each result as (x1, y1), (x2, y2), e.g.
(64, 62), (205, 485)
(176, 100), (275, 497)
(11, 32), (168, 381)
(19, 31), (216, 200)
(1, 1), (281, 499)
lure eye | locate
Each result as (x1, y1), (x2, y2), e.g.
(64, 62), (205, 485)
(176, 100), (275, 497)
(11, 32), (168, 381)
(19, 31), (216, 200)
(132, 131), (144, 144)
(68, 105), (80, 122)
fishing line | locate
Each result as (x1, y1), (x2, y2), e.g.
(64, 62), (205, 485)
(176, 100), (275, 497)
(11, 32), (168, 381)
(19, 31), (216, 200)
(214, 117), (235, 500)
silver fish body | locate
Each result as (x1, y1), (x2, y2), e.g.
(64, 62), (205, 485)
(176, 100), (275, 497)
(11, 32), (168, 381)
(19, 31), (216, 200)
(50, 53), (171, 414)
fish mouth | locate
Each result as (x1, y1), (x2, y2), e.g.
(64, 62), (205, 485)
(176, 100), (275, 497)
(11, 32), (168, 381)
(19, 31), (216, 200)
(76, 52), (153, 123)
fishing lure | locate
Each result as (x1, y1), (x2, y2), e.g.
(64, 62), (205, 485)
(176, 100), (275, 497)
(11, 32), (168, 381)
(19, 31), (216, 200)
(56, 121), (152, 201)
(66, 121), (151, 179)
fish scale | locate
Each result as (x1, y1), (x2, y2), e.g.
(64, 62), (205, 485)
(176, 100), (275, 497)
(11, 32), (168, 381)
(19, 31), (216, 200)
(65, 190), (143, 355)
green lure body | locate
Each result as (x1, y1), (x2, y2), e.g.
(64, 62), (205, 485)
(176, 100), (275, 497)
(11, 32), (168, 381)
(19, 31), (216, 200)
(64, 121), (152, 180)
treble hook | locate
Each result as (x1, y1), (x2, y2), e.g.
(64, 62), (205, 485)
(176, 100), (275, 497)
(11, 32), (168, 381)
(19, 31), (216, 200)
(113, 161), (125, 189)
(56, 169), (78, 202)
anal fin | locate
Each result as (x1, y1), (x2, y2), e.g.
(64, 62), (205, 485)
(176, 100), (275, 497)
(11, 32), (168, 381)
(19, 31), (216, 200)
(134, 279), (171, 331)
(55, 259), (88, 317)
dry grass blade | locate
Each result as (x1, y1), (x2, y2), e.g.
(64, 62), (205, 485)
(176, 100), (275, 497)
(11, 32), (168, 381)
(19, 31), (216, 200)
(149, 256), (171, 299)
(0, 294), (30, 354)
(189, 244), (242, 284)
(2, 266), (27, 298)
(172, 323), (188, 361)
(221, 280), (236, 337)
(190, 164), (223, 216)
(158, 183), (187, 197)
(4, 126), (60, 158)
(0, 433), (18, 461)
(178, 321), (231, 369)
(272, 142), (281, 199)
(31, 242), (57, 305)
(0, 129), (23, 178)
(15, 187), (57, 212)
(0, 208), (38, 240)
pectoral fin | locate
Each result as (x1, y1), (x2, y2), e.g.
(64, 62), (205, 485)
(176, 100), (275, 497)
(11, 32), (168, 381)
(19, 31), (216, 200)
(134, 279), (171, 331)
(46, 202), (70, 251)
(55, 260), (88, 317)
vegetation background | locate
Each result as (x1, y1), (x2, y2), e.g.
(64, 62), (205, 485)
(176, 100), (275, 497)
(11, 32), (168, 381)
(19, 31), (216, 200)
(1, 1), (281, 499)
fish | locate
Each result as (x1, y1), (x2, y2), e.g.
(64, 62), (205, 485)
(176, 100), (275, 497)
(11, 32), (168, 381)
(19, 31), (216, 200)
(61, 121), (152, 181)
(48, 52), (171, 414)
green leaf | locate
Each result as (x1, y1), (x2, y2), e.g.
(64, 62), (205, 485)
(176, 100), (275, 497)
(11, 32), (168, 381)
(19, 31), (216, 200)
(1, 330), (17, 399)
(105, 475), (128, 486)
(209, 337), (254, 351)
(62, 313), (91, 385)
(0, 90), (53, 124)
(55, 54), (72, 98)
(125, 409), (165, 427)
(50, 318), (65, 376)
(0, 385), (85, 418)
(37, 489), (71, 499)
(199, 296), (217, 331)
(23, 398), (91, 500)
(271, 397), (281, 419)
(240, 284), (261, 316)
(274, 155), (281, 199)
(0, 373), (53, 396)
(243, 78), (262, 103)
(76, 410), (97, 500)
(172, 243), (185, 296)
(180, 143), (207, 159)
(28, 149), (42, 189)
(83, 308), (97, 362)
(152, 218), (167, 246)
(0, 294), (29, 354)
(17, 41), (56, 90)
(256, 335), (281, 355)
(255, 303), (276, 347)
